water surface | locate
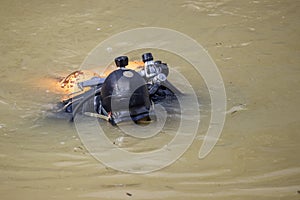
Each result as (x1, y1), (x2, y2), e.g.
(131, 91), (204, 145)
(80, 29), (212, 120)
(0, 0), (299, 199)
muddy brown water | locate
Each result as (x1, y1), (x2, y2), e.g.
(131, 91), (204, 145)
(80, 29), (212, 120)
(0, 0), (299, 199)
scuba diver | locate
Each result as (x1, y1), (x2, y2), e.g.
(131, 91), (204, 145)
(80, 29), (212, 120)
(54, 53), (181, 125)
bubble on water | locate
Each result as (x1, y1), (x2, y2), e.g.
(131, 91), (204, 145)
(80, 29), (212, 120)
(114, 136), (125, 147)
(106, 47), (112, 53)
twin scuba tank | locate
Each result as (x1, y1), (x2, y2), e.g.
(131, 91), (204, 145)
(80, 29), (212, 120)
(98, 53), (170, 124)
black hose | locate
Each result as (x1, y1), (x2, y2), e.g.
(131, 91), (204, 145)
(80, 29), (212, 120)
(70, 87), (102, 122)
(161, 80), (183, 96)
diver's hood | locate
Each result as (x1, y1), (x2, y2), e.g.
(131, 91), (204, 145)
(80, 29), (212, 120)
(100, 68), (151, 124)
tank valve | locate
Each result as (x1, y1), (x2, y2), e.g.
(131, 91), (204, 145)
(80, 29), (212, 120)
(142, 53), (153, 63)
(142, 53), (157, 78)
(115, 56), (128, 68)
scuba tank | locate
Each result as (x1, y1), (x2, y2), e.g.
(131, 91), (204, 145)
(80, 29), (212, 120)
(100, 56), (151, 124)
